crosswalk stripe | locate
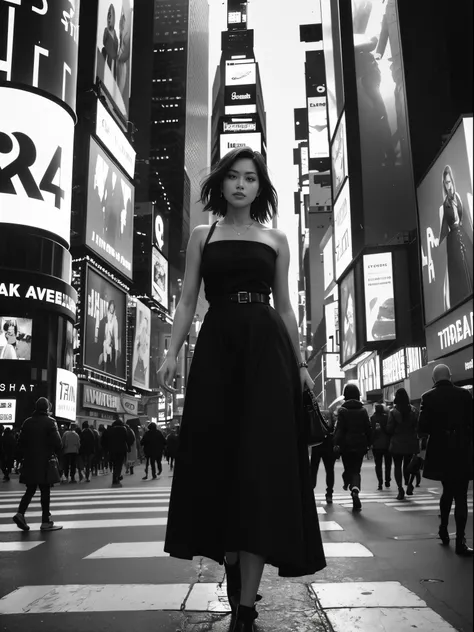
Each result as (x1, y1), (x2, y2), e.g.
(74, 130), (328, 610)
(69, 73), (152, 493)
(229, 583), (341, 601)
(0, 494), (171, 505)
(0, 542), (44, 552)
(395, 506), (473, 513)
(322, 543), (373, 557)
(0, 498), (171, 510)
(0, 517), (168, 532)
(0, 506), (169, 519)
(0, 489), (172, 499)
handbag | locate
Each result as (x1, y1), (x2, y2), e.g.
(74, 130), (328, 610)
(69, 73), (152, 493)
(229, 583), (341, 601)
(47, 456), (61, 485)
(302, 388), (330, 447)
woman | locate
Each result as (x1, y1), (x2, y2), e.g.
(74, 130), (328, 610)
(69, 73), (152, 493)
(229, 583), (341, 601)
(310, 409), (336, 503)
(333, 384), (372, 511)
(387, 388), (419, 500)
(157, 147), (326, 631)
(370, 403), (392, 490)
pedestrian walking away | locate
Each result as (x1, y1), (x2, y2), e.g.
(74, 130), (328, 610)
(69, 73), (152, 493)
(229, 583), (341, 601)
(310, 409), (336, 503)
(1, 426), (17, 481)
(157, 147), (326, 632)
(107, 414), (133, 486)
(418, 364), (473, 556)
(12, 397), (63, 532)
(333, 383), (372, 512)
(61, 424), (81, 483)
(370, 403), (392, 490)
(387, 388), (420, 500)
(79, 421), (96, 482)
(141, 422), (166, 479)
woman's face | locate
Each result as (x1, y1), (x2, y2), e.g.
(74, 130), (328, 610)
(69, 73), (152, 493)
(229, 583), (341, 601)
(444, 173), (455, 198)
(222, 158), (260, 208)
(5, 326), (17, 344)
(107, 5), (115, 29)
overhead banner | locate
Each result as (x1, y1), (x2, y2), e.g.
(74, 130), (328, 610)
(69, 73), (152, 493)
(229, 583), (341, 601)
(333, 179), (352, 280)
(363, 252), (396, 341)
(131, 300), (151, 391)
(425, 299), (473, 361)
(55, 368), (77, 421)
(340, 268), (357, 364)
(84, 267), (127, 380)
(86, 138), (134, 279)
(0, 0), (80, 111)
(308, 96), (330, 160)
(0, 86), (74, 247)
(96, 100), (136, 178)
(220, 132), (262, 158)
(95, 0), (134, 119)
(417, 116), (473, 325)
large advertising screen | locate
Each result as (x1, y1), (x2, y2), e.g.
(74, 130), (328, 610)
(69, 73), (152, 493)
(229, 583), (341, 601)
(340, 269), (357, 364)
(333, 179), (353, 280)
(0, 318), (32, 361)
(321, 0), (345, 139)
(363, 252), (396, 341)
(331, 112), (348, 203)
(325, 301), (339, 352)
(96, 100), (136, 179)
(220, 132), (262, 158)
(95, 0), (134, 119)
(84, 267), (127, 380)
(225, 60), (256, 86)
(0, 86), (74, 247)
(323, 237), (335, 291)
(0, 0), (80, 111)
(132, 300), (151, 390)
(55, 368), (77, 422)
(417, 117), (473, 325)
(86, 138), (134, 279)
(308, 96), (330, 160)
(152, 247), (169, 311)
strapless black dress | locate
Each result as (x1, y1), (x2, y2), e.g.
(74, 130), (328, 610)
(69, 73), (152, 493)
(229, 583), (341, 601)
(164, 222), (326, 577)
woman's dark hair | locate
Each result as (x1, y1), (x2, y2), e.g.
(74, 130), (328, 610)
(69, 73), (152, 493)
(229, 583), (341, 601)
(394, 387), (411, 416)
(442, 165), (456, 196)
(343, 383), (360, 401)
(3, 320), (17, 335)
(200, 147), (278, 224)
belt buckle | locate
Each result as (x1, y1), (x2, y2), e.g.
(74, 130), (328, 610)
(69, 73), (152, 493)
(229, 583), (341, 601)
(237, 291), (249, 303)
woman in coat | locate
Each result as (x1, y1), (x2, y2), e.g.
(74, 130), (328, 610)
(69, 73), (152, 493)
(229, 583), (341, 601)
(333, 383), (372, 511)
(370, 403), (392, 490)
(387, 388), (419, 500)
(12, 397), (63, 531)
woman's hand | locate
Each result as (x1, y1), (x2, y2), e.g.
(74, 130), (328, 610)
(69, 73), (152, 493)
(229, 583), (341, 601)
(157, 356), (178, 394)
(300, 367), (314, 392)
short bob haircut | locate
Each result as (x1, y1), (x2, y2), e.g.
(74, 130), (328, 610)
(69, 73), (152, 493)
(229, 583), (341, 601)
(200, 147), (278, 224)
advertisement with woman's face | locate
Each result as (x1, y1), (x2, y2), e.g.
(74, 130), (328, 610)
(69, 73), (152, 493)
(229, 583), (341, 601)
(417, 117), (473, 325)
(340, 269), (357, 364)
(132, 300), (151, 390)
(0, 318), (32, 361)
(84, 267), (127, 380)
(95, 0), (134, 119)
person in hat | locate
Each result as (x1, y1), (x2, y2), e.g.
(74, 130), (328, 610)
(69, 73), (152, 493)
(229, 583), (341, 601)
(12, 397), (63, 531)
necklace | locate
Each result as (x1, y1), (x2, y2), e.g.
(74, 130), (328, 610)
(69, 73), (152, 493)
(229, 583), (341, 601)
(221, 220), (254, 236)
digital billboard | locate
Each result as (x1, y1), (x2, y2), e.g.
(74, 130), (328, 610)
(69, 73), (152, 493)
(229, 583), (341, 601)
(308, 96), (330, 160)
(340, 269), (357, 364)
(0, 318), (32, 361)
(321, 0), (345, 139)
(417, 117), (473, 325)
(152, 247), (169, 311)
(323, 237), (335, 291)
(383, 349), (406, 386)
(96, 100), (136, 179)
(225, 60), (256, 86)
(333, 180), (352, 280)
(95, 0), (134, 119)
(0, 0), (80, 110)
(55, 368), (77, 422)
(220, 133), (262, 158)
(84, 267), (127, 380)
(0, 86), (74, 247)
(223, 121), (257, 133)
(131, 300), (151, 391)
(331, 112), (348, 202)
(363, 252), (396, 341)
(86, 138), (134, 279)
(325, 301), (339, 351)
(309, 170), (332, 212)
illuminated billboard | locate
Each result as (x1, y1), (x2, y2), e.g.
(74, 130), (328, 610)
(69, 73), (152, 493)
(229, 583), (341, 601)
(308, 96), (330, 160)
(363, 252), (396, 342)
(331, 112), (348, 202)
(152, 247), (169, 311)
(324, 301), (339, 351)
(225, 60), (256, 86)
(320, 0), (345, 139)
(0, 86), (74, 247)
(86, 138), (134, 279)
(417, 116), (473, 325)
(333, 180), (352, 280)
(95, 0), (134, 119)
(223, 121), (257, 133)
(323, 237), (335, 291)
(84, 266), (127, 380)
(96, 100), (136, 178)
(131, 300), (151, 390)
(0, 318), (32, 361)
(220, 133), (262, 158)
(340, 269), (357, 364)
(55, 368), (77, 422)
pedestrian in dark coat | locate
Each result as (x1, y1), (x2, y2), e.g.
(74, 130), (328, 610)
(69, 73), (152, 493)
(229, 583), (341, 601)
(333, 384), (372, 511)
(370, 403), (392, 490)
(107, 414), (132, 486)
(165, 429), (179, 471)
(141, 422), (166, 479)
(310, 410), (336, 503)
(387, 388), (419, 500)
(1, 427), (17, 481)
(12, 398), (63, 531)
(80, 421), (96, 482)
(418, 364), (473, 556)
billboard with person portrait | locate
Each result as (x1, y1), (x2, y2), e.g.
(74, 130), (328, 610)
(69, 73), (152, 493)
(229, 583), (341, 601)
(152, 247), (169, 311)
(84, 266), (127, 380)
(95, 0), (134, 120)
(86, 138), (134, 279)
(416, 116), (473, 325)
(0, 317), (32, 361)
(363, 252), (396, 341)
(340, 269), (357, 365)
(131, 300), (151, 391)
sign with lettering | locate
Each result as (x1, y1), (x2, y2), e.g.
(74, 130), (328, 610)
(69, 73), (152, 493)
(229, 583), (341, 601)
(0, 86), (74, 246)
(357, 351), (381, 401)
(82, 383), (138, 415)
(0, 270), (77, 319)
(425, 299), (473, 361)
(55, 368), (77, 421)
(0, 399), (16, 424)
(95, 100), (136, 179)
(382, 349), (406, 386)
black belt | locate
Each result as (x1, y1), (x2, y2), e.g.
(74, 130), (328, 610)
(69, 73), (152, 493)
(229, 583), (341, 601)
(209, 291), (270, 305)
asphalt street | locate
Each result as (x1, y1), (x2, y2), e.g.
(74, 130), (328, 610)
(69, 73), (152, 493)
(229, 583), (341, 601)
(0, 457), (472, 632)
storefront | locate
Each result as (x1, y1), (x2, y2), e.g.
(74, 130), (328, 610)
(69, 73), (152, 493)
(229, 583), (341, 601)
(75, 382), (140, 429)
(382, 347), (427, 403)
(409, 344), (473, 401)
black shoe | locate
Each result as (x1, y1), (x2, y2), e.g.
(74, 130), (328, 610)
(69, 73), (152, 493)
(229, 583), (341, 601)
(119, 475), (123, 481)
(152, 475), (157, 479)
(342, 483), (349, 491)
(385, 481), (390, 488)
(455, 538), (473, 556)
(142, 475), (148, 480)
(130, 467), (134, 475)
(230, 605), (258, 632)
(406, 483), (414, 496)
(396, 487), (405, 501)
(438, 526), (450, 546)
(325, 493), (333, 504)
(12, 513), (30, 531)
(351, 488), (362, 511)
(377, 484), (383, 491)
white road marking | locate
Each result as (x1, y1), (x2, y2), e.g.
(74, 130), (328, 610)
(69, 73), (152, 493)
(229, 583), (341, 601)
(319, 521), (344, 531)
(0, 517), (168, 532)
(0, 498), (170, 510)
(322, 543), (373, 557)
(0, 506), (169, 519)
(326, 606), (457, 631)
(312, 581), (426, 608)
(0, 541), (44, 552)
